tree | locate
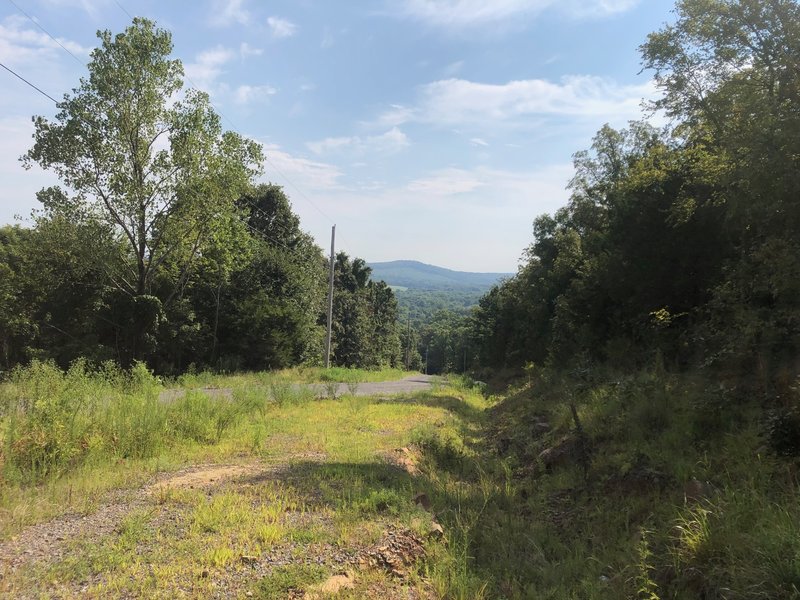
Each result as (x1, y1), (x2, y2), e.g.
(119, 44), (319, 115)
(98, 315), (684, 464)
(642, 0), (800, 374)
(330, 253), (402, 368)
(23, 18), (262, 361)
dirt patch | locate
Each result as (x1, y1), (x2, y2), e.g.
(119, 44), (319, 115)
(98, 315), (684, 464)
(306, 572), (356, 598)
(358, 526), (426, 579)
(0, 462), (262, 582)
(387, 446), (421, 476)
(148, 463), (258, 494)
(0, 488), (146, 578)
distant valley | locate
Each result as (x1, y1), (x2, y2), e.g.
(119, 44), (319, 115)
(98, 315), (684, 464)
(368, 260), (511, 292)
(367, 260), (512, 324)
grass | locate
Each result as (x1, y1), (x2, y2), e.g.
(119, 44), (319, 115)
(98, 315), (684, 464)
(176, 365), (415, 389)
(0, 362), (450, 597)
(2, 362), (800, 598)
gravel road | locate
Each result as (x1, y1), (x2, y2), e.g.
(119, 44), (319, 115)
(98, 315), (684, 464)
(306, 374), (436, 397)
(159, 374), (437, 402)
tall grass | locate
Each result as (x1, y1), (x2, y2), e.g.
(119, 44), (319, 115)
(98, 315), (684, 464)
(0, 360), (259, 484)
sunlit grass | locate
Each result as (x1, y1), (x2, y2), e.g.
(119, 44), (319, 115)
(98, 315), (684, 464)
(4, 364), (798, 599)
(0, 369), (464, 598)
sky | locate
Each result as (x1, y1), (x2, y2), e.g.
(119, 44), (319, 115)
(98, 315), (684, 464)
(0, 0), (675, 272)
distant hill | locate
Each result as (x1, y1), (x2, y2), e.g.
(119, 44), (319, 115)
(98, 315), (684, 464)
(368, 260), (511, 292)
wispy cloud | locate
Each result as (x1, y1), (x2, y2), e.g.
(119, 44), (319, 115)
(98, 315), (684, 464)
(0, 14), (92, 66)
(184, 45), (236, 88)
(407, 167), (483, 195)
(209, 0), (250, 26)
(376, 75), (655, 128)
(261, 143), (343, 190)
(443, 59), (464, 76)
(300, 162), (575, 270)
(321, 26), (335, 49)
(239, 42), (263, 59)
(393, 0), (639, 28)
(470, 137), (489, 146)
(234, 84), (277, 104)
(307, 127), (410, 156)
(267, 16), (297, 39)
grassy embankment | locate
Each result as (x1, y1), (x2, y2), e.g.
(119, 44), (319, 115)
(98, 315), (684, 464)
(2, 361), (799, 598)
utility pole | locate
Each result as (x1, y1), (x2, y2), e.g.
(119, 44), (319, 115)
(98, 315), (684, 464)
(405, 316), (411, 370)
(324, 225), (335, 369)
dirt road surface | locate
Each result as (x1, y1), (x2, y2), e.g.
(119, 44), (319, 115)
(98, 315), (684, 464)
(159, 374), (437, 402)
(307, 374), (436, 397)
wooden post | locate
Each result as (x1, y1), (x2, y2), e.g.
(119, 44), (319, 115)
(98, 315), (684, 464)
(324, 225), (335, 368)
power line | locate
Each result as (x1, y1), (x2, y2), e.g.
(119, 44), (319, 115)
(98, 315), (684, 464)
(0, 62), (306, 257)
(7, 0), (84, 65)
(4, 7), (341, 274)
(111, 0), (335, 227)
(2, 60), (328, 298)
(236, 215), (328, 281)
(0, 61), (59, 104)
(113, 0), (134, 20)
(15, 0), (339, 238)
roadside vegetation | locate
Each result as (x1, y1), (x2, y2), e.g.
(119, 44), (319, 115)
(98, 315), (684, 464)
(4, 362), (798, 598)
(2, 0), (800, 598)
(0, 362), (415, 535)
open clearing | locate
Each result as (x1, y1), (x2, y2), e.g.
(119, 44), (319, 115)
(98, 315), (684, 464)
(0, 375), (477, 599)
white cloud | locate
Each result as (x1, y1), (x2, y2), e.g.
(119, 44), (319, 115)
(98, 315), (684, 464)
(370, 104), (417, 128)
(184, 45), (236, 88)
(234, 84), (277, 104)
(407, 167), (483, 195)
(307, 127), (410, 156)
(470, 137), (489, 146)
(239, 42), (263, 59)
(375, 75), (656, 128)
(394, 0), (639, 27)
(261, 143), (343, 190)
(210, 0), (250, 26)
(267, 16), (297, 39)
(298, 162), (575, 271)
(0, 14), (92, 66)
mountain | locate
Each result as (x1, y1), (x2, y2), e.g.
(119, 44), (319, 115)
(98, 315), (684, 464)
(367, 260), (511, 292)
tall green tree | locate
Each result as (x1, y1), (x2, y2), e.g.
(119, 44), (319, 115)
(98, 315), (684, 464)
(22, 18), (262, 362)
(331, 253), (401, 368)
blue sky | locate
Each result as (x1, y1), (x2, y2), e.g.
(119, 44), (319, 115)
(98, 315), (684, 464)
(0, 0), (674, 271)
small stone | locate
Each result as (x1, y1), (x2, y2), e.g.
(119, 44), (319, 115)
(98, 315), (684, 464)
(413, 492), (431, 510)
(200, 569), (209, 578)
(240, 555), (259, 565)
(428, 521), (444, 539)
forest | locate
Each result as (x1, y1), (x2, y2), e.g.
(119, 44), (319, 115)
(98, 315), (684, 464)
(0, 18), (403, 375)
(2, 0), (800, 598)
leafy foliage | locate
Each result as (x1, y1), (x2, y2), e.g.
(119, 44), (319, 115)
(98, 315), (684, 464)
(0, 20), (400, 376)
